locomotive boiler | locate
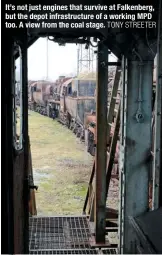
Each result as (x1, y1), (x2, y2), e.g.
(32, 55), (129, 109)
(28, 76), (97, 143)
(57, 77), (96, 139)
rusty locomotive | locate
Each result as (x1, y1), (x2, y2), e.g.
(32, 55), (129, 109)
(28, 80), (55, 114)
(28, 62), (157, 160)
(28, 76), (97, 154)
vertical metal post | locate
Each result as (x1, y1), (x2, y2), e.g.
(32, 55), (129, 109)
(3, 36), (14, 255)
(118, 56), (128, 254)
(95, 42), (108, 243)
(88, 47), (91, 71)
(21, 37), (29, 254)
(77, 48), (80, 76)
(46, 37), (48, 80)
(119, 56), (153, 253)
(152, 3), (162, 210)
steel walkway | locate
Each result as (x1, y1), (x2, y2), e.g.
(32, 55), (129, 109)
(29, 216), (118, 254)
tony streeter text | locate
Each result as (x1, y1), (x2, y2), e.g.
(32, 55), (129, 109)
(108, 21), (156, 28)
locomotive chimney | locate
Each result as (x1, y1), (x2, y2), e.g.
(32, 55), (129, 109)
(59, 76), (65, 81)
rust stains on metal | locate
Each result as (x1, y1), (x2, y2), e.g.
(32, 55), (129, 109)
(95, 42), (108, 243)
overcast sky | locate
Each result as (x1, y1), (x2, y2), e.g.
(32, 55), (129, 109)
(16, 38), (117, 81)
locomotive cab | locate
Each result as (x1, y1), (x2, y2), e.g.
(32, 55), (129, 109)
(62, 86), (67, 96)
(62, 83), (72, 96)
(31, 84), (37, 92)
(67, 84), (72, 96)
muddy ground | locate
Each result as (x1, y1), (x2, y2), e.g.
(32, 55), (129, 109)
(29, 110), (118, 216)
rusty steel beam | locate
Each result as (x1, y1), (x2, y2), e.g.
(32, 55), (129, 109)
(95, 42), (108, 243)
(106, 106), (120, 199)
(83, 161), (95, 214)
(3, 36), (15, 255)
(28, 138), (37, 216)
(152, 3), (162, 210)
(21, 36), (29, 254)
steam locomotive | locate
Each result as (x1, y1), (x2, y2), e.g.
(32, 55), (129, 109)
(28, 60), (157, 158)
(28, 76), (97, 155)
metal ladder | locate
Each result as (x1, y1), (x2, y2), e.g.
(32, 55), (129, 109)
(83, 59), (122, 235)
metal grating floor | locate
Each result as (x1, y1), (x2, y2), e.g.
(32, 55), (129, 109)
(101, 248), (118, 254)
(29, 216), (117, 254)
(30, 249), (99, 254)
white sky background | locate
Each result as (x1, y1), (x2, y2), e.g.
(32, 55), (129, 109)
(16, 38), (117, 81)
(28, 38), (78, 80)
